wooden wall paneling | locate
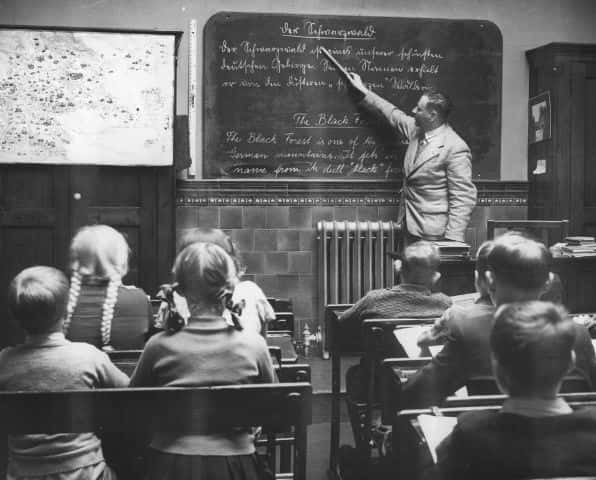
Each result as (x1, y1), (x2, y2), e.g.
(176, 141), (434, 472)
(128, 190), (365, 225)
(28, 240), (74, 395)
(156, 167), (175, 291)
(0, 165), (70, 346)
(569, 62), (586, 236)
(580, 64), (596, 235)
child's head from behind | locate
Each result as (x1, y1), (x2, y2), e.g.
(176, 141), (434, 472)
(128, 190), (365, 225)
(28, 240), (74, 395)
(173, 242), (238, 307)
(485, 234), (551, 305)
(491, 301), (575, 398)
(474, 240), (495, 299)
(399, 241), (441, 288)
(69, 225), (129, 279)
(9, 266), (69, 335)
(177, 228), (243, 275)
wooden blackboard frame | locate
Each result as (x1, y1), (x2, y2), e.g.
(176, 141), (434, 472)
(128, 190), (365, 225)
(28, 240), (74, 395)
(204, 12), (502, 181)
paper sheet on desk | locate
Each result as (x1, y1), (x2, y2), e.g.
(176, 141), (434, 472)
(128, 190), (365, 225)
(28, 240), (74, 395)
(418, 414), (457, 463)
(419, 344), (468, 397)
(393, 326), (430, 357)
(428, 345), (443, 357)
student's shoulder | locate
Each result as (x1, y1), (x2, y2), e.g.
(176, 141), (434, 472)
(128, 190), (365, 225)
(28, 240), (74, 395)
(119, 284), (149, 298)
(234, 280), (266, 297)
(233, 327), (268, 350)
(570, 406), (596, 424)
(0, 345), (18, 362)
(143, 329), (173, 350)
(67, 341), (114, 362)
(429, 291), (453, 306)
(449, 302), (494, 326)
(455, 409), (501, 434)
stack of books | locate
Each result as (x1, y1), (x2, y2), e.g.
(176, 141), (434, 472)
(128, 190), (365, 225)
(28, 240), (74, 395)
(561, 236), (596, 257)
(432, 241), (471, 261)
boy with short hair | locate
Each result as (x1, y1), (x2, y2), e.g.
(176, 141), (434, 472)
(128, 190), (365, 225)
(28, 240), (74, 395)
(417, 240), (494, 348)
(339, 240), (452, 356)
(0, 266), (128, 479)
(338, 242), (452, 479)
(437, 301), (596, 479)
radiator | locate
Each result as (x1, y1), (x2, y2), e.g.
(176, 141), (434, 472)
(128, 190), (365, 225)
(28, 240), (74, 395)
(317, 220), (400, 356)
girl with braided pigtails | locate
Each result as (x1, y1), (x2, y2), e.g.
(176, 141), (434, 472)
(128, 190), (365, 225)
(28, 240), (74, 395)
(64, 225), (152, 350)
(130, 242), (277, 480)
(151, 228), (275, 339)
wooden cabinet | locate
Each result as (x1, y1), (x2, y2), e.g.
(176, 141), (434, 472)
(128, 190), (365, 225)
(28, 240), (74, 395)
(526, 43), (596, 236)
(0, 165), (174, 346)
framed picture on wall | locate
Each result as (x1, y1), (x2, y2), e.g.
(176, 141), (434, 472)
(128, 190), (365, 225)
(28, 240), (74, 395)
(529, 91), (551, 144)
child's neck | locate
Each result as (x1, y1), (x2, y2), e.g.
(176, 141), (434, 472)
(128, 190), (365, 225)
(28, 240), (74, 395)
(188, 302), (224, 318)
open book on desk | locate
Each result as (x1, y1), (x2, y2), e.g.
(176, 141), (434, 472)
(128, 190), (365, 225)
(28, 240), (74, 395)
(393, 328), (468, 396)
(393, 325), (430, 358)
(417, 414), (457, 463)
(393, 326), (445, 358)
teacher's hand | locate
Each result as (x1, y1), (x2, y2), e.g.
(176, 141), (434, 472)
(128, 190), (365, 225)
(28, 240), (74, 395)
(346, 72), (368, 101)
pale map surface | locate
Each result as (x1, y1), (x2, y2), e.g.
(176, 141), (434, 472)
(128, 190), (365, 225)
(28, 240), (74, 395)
(0, 30), (175, 165)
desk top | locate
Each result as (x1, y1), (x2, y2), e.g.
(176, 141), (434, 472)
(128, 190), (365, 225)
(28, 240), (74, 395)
(266, 334), (298, 364)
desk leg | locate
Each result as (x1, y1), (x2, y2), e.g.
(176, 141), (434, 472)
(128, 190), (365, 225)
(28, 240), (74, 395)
(329, 348), (341, 476)
(322, 313), (330, 359)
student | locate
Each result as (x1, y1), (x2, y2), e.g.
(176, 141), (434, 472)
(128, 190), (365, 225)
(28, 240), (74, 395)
(339, 241), (451, 455)
(64, 224), (152, 350)
(417, 240), (494, 347)
(402, 234), (596, 408)
(339, 240), (452, 356)
(437, 301), (596, 479)
(154, 228), (275, 337)
(0, 266), (128, 480)
(130, 242), (277, 480)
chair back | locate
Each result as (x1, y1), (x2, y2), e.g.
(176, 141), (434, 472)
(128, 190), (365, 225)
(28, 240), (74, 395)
(466, 374), (590, 396)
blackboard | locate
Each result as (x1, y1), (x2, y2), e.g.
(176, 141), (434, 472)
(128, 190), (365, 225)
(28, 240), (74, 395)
(204, 12), (502, 180)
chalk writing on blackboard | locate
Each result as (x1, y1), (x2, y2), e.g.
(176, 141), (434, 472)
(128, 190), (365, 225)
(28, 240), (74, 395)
(204, 13), (502, 179)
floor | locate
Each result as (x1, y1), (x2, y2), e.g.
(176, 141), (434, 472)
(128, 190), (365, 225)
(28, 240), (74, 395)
(302, 354), (360, 480)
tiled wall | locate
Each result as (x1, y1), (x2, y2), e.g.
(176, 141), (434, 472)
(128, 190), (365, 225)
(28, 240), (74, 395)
(176, 181), (528, 335)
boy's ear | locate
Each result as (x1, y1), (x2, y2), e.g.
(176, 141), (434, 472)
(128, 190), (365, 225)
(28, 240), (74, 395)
(491, 355), (510, 395)
(543, 271), (555, 289)
(432, 271), (441, 285)
(568, 350), (577, 374)
(393, 259), (403, 273)
(485, 270), (496, 292)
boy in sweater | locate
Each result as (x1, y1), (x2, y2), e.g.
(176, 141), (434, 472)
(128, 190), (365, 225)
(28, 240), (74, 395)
(339, 240), (452, 356)
(338, 241), (451, 459)
(0, 266), (128, 480)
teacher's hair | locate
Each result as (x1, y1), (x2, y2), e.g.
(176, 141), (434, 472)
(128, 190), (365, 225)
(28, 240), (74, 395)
(424, 88), (453, 121)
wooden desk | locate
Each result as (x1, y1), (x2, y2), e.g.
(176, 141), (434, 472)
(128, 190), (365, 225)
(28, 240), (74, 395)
(326, 304), (358, 479)
(266, 334), (298, 364)
(439, 255), (596, 312)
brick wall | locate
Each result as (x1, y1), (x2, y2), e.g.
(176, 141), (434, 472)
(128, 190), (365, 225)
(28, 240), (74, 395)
(175, 181), (528, 335)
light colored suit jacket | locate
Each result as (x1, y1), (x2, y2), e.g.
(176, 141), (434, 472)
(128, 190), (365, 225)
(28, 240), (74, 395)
(360, 91), (477, 242)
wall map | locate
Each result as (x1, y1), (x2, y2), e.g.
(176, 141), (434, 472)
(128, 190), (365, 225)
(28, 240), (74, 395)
(0, 28), (176, 165)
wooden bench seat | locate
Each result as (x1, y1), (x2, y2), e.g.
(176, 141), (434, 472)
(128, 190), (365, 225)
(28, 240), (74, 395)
(0, 383), (312, 480)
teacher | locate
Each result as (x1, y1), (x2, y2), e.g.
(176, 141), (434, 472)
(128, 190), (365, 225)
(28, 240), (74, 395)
(347, 74), (477, 245)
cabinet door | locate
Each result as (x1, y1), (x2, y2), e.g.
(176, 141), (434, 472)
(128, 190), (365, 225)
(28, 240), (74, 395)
(0, 165), (70, 345)
(570, 62), (596, 235)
